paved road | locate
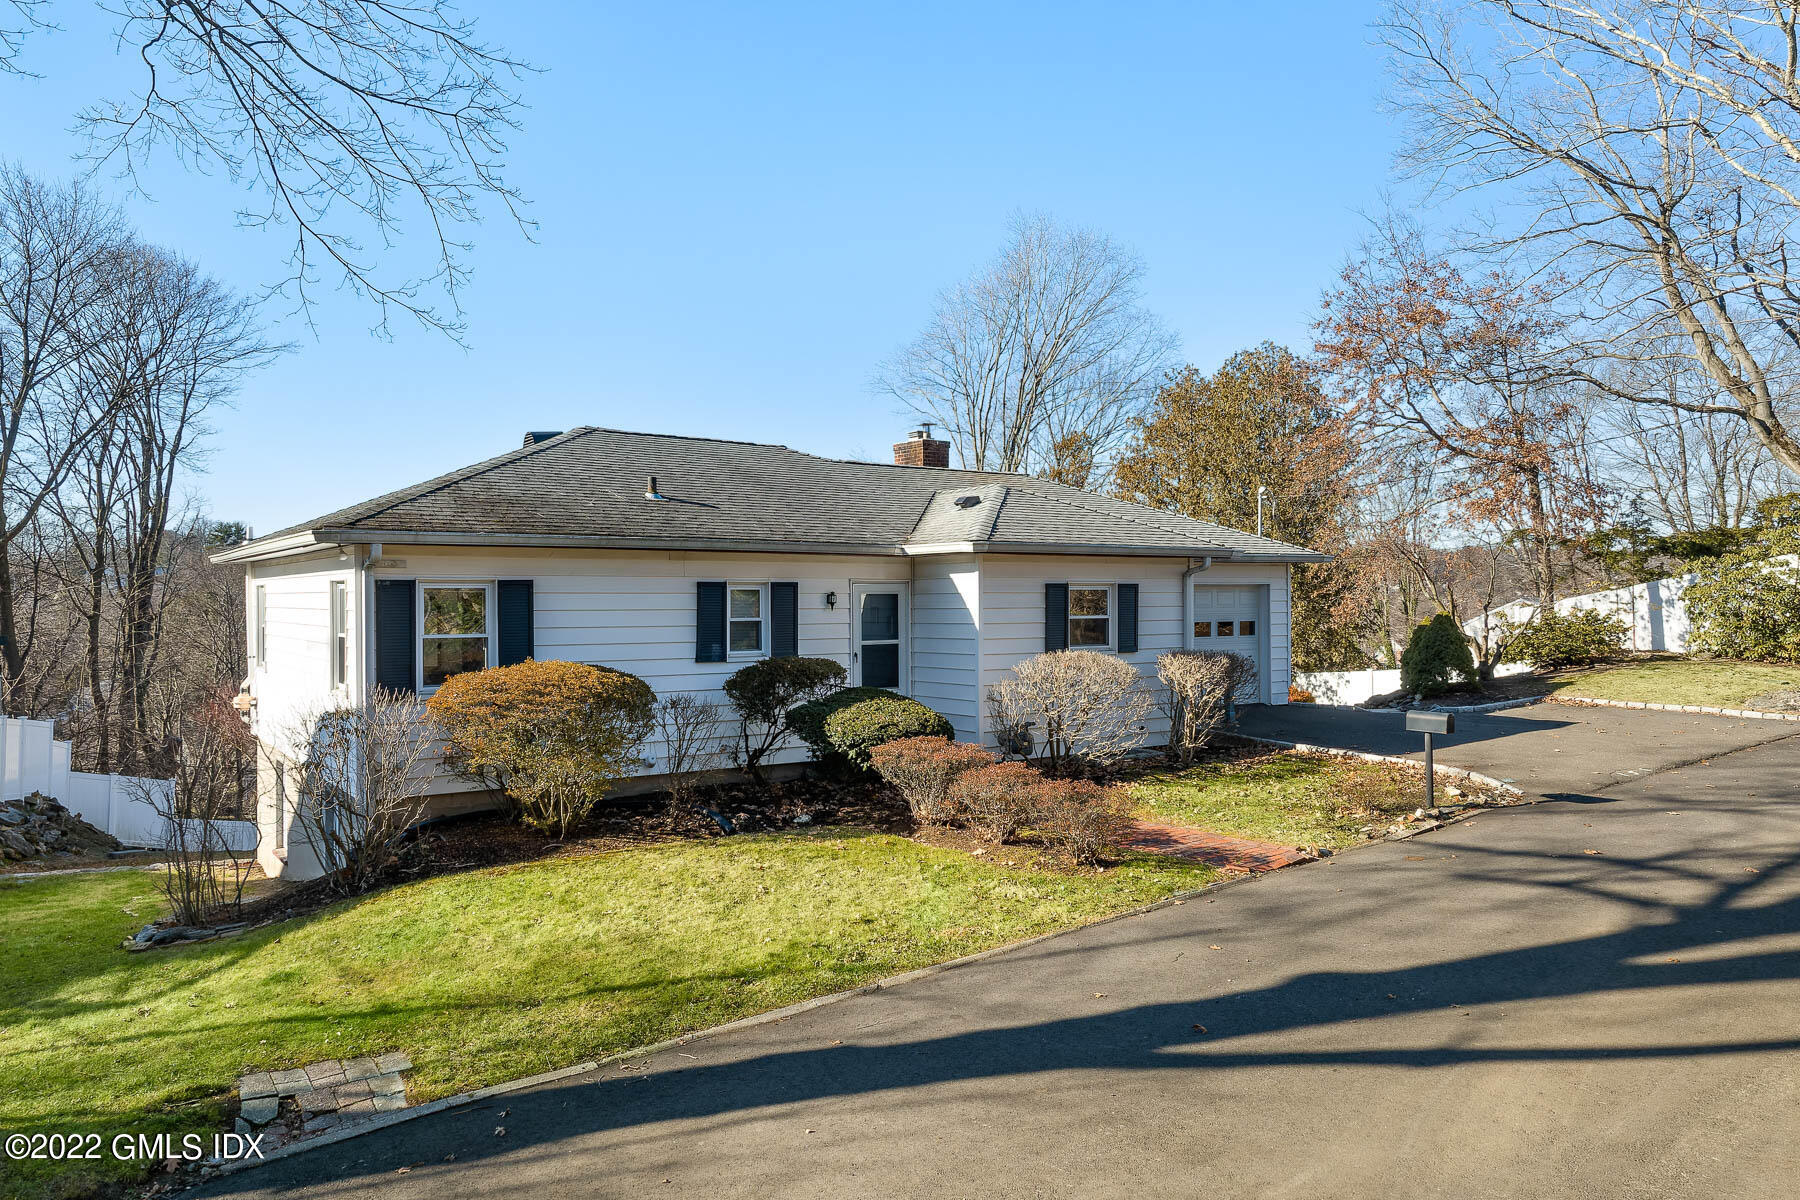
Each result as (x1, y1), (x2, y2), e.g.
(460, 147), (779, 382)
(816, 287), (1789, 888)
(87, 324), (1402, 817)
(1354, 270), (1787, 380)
(193, 708), (1800, 1200)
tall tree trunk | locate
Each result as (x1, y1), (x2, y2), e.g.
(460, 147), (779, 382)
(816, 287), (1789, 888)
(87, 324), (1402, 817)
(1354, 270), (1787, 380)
(85, 561), (109, 772)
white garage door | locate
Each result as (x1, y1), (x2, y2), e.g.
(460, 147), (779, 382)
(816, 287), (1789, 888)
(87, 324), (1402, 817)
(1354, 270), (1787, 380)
(1192, 584), (1265, 701)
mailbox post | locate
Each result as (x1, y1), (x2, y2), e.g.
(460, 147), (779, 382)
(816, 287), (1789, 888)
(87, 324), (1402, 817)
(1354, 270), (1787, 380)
(1404, 710), (1455, 814)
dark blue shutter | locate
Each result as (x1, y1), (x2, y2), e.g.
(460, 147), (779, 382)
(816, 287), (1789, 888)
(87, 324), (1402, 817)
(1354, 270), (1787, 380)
(695, 581), (727, 662)
(1117, 583), (1139, 654)
(497, 579), (534, 666)
(374, 579), (416, 694)
(1044, 583), (1068, 651)
(771, 582), (799, 658)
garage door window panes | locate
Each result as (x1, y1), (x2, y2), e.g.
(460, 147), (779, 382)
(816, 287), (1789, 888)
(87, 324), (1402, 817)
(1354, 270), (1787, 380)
(1069, 587), (1111, 648)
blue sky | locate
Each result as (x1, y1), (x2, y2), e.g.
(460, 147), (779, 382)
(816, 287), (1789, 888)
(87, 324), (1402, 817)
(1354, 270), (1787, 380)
(3, 2), (1401, 533)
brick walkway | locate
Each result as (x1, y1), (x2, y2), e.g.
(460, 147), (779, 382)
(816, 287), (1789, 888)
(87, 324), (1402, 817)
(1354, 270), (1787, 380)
(1120, 820), (1316, 872)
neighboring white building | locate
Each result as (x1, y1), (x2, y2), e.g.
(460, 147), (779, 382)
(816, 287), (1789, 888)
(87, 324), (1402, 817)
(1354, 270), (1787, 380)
(217, 427), (1327, 880)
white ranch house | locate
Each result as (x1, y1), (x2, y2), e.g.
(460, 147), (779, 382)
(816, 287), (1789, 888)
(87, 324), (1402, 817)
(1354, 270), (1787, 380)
(218, 427), (1326, 879)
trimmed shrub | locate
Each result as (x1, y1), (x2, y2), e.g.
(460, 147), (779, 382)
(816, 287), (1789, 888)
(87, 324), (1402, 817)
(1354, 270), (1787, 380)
(1506, 609), (1627, 669)
(986, 650), (1154, 775)
(1400, 614), (1477, 697)
(1288, 685), (1317, 703)
(1028, 778), (1136, 865)
(868, 736), (993, 825)
(722, 656), (847, 785)
(1156, 650), (1257, 764)
(427, 660), (656, 837)
(789, 687), (954, 770)
(949, 761), (1043, 844)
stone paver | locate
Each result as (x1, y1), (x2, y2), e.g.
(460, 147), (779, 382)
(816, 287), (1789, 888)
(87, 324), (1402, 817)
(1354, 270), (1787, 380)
(240, 1052), (415, 1135)
(343, 1056), (382, 1081)
(239, 1096), (280, 1126)
(269, 1069), (311, 1095)
(238, 1072), (276, 1100)
(1120, 819), (1315, 871)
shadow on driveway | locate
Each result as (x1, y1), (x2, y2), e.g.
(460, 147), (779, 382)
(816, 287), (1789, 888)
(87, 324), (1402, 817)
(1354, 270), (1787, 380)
(191, 766), (1800, 1199)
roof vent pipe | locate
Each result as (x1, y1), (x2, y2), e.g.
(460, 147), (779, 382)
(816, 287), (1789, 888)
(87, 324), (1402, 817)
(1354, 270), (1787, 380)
(645, 475), (666, 501)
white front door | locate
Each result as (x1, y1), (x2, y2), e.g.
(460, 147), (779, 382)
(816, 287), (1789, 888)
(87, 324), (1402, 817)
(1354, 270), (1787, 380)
(1191, 584), (1266, 701)
(851, 582), (909, 694)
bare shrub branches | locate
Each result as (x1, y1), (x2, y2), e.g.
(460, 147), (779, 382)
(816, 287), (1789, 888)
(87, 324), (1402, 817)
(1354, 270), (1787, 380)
(653, 692), (727, 817)
(985, 650), (1153, 775)
(1157, 651), (1256, 764)
(284, 686), (435, 895)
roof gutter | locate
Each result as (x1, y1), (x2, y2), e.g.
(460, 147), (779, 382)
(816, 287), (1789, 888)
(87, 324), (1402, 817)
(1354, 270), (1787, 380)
(213, 529), (1333, 565)
(209, 530), (335, 564)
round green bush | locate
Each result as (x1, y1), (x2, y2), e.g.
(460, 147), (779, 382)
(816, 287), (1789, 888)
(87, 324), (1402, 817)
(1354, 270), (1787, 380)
(1400, 614), (1477, 697)
(1507, 609), (1627, 669)
(789, 687), (954, 769)
(1685, 524), (1800, 663)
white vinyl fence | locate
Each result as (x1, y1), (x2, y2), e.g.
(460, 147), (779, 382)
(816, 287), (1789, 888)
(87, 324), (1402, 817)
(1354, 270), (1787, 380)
(3, 715), (256, 851)
(1294, 661), (1534, 706)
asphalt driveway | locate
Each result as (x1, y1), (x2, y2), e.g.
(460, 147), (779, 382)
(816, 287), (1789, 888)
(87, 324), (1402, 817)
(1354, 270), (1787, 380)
(1237, 699), (1796, 793)
(192, 707), (1800, 1200)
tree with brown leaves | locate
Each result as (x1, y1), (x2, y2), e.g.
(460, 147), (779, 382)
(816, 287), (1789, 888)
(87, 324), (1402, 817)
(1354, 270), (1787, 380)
(1115, 343), (1370, 669)
(1315, 222), (1612, 605)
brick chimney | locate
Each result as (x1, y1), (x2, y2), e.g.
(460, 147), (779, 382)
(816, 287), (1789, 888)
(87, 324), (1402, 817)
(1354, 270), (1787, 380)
(893, 425), (950, 468)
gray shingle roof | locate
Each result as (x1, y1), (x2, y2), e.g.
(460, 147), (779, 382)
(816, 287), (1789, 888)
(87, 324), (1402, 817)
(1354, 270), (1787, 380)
(233, 427), (1327, 562)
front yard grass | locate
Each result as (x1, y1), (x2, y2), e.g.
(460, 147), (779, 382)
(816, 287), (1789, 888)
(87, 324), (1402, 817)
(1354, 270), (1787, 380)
(1547, 659), (1800, 709)
(1130, 752), (1428, 852)
(0, 828), (1213, 1200)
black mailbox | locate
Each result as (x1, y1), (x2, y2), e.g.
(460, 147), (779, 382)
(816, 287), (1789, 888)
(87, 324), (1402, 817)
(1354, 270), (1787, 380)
(1405, 710), (1454, 735)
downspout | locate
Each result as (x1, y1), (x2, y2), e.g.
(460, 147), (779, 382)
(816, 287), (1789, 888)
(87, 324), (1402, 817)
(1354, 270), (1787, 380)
(1180, 556), (1214, 649)
(1182, 555), (1222, 724)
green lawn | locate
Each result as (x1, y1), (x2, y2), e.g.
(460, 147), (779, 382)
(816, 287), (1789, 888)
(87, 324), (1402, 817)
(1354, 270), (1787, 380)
(1548, 659), (1800, 709)
(0, 829), (1214, 1200)
(1130, 753), (1423, 852)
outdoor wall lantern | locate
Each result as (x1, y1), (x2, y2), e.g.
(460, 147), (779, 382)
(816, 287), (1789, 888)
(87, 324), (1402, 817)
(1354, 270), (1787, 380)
(824, 590), (838, 609)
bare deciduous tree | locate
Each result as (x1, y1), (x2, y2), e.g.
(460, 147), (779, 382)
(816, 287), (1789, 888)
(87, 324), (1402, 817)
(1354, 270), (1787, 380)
(876, 212), (1177, 483)
(0, 168), (128, 707)
(3, 1), (533, 336)
(1316, 217), (1614, 603)
(1382, 0), (1800, 479)
(1598, 359), (1784, 530)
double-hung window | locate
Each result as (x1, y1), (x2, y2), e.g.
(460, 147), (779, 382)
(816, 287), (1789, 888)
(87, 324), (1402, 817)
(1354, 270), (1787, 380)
(329, 580), (349, 688)
(421, 583), (491, 688)
(1067, 585), (1113, 649)
(728, 583), (768, 660)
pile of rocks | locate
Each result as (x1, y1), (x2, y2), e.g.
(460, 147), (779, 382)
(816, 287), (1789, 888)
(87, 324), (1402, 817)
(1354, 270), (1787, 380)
(0, 792), (124, 861)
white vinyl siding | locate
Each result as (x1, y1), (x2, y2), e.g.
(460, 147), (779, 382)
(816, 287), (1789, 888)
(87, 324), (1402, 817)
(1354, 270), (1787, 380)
(244, 553), (362, 879)
(909, 554), (981, 743)
(975, 555), (1291, 752)
(364, 547), (910, 786)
